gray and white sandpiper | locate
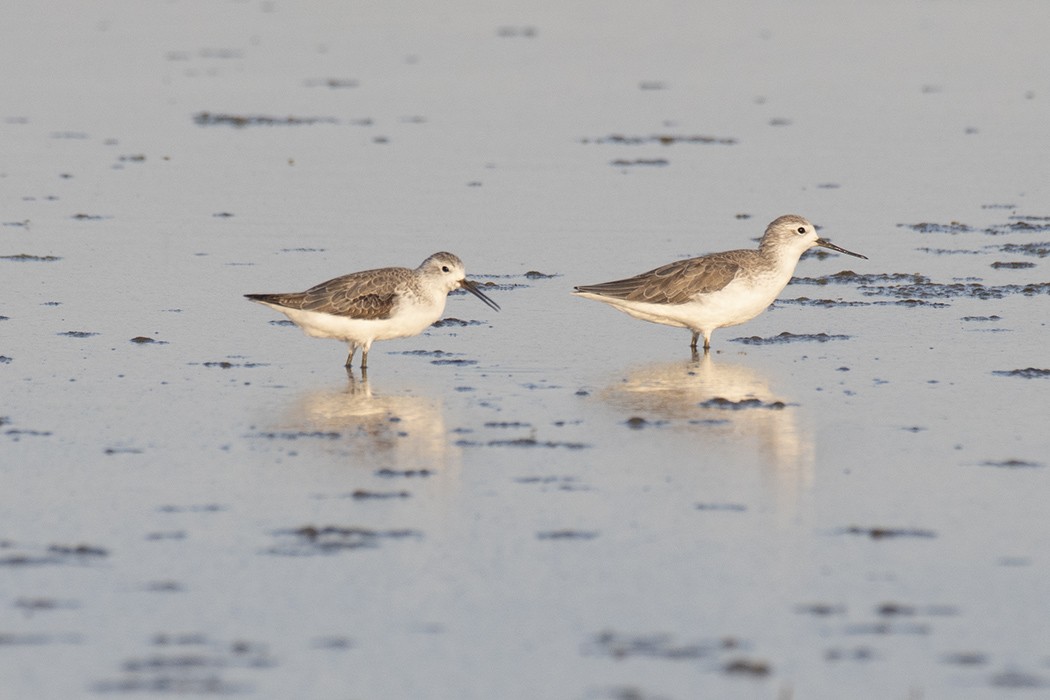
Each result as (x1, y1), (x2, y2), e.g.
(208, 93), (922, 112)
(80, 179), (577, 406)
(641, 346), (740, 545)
(246, 251), (499, 368)
(573, 215), (867, 350)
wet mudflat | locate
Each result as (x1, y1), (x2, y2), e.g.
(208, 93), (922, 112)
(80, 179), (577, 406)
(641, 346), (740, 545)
(3, 1), (1050, 698)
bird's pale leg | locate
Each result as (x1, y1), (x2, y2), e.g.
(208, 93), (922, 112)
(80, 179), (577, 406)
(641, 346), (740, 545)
(690, 331), (700, 349)
(360, 340), (374, 369)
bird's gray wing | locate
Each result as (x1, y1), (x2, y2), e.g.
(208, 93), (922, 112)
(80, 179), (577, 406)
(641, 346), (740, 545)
(247, 267), (411, 319)
(575, 256), (742, 304)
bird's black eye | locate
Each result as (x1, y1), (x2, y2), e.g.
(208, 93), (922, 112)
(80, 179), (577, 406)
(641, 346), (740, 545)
(796, 226), (806, 234)
(441, 265), (450, 273)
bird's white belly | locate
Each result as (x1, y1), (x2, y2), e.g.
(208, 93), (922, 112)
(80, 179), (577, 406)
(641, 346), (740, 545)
(580, 274), (788, 332)
(267, 299), (444, 344)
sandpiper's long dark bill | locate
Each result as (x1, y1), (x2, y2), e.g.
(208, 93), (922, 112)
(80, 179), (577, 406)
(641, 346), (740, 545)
(573, 214), (866, 350)
(246, 251), (499, 368)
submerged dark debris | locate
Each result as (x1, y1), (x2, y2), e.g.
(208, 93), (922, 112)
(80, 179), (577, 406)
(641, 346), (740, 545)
(699, 397), (787, 410)
(536, 530), (599, 541)
(610, 158), (669, 167)
(778, 297), (948, 308)
(838, 526), (937, 540)
(724, 658), (772, 677)
(583, 630), (737, 661)
(862, 281), (1050, 300)
(0, 542), (108, 567)
(942, 652), (988, 666)
(583, 133), (737, 146)
(979, 459), (1043, 469)
(374, 468), (432, 478)
(843, 621), (930, 636)
(157, 504), (227, 513)
(899, 222), (977, 235)
(916, 247), (983, 256)
(990, 261), (1035, 269)
(998, 242), (1050, 257)
(431, 318), (484, 328)
(899, 218), (1050, 236)
(0, 632), (83, 646)
(624, 416), (668, 429)
(193, 112), (340, 127)
(795, 603), (847, 617)
(1, 253), (61, 262)
(992, 368), (1050, 379)
(349, 489), (411, 500)
(198, 360), (266, 369)
(91, 636), (274, 694)
(825, 647), (878, 662)
(303, 78), (359, 89)
(254, 430), (341, 440)
(792, 271), (925, 286)
(790, 273), (1046, 303)
(456, 437), (588, 450)
(396, 349), (461, 357)
(514, 475), (589, 492)
(268, 525), (421, 555)
(732, 332), (849, 346)
(695, 502), (747, 512)
(990, 670), (1049, 689)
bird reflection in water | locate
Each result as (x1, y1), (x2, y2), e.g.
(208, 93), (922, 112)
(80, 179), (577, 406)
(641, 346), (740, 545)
(276, 368), (459, 473)
(599, 351), (814, 484)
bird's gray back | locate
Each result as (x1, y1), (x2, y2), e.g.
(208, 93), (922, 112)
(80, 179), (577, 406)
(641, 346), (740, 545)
(576, 251), (756, 304)
(251, 266), (414, 319)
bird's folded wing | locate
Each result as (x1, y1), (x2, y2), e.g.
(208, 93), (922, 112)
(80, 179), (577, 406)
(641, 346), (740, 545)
(257, 268), (410, 319)
(577, 257), (741, 304)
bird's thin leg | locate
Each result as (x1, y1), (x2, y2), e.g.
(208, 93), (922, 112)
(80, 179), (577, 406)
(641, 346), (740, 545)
(361, 348), (368, 369)
(703, 333), (711, 350)
(345, 345), (356, 368)
(690, 331), (700, 349)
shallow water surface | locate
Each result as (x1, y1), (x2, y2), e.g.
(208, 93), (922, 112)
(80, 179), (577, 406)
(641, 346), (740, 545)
(3, 2), (1050, 698)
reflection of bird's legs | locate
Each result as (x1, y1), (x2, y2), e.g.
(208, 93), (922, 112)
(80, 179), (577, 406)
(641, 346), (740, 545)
(345, 364), (369, 384)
